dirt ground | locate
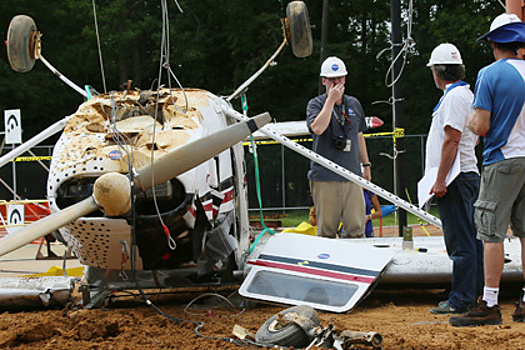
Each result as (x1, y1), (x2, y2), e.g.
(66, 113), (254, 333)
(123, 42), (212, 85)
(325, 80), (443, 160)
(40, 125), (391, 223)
(1, 225), (525, 350)
(1, 287), (525, 350)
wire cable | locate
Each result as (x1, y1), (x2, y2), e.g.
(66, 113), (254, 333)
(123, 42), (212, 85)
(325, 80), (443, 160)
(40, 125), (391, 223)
(240, 95), (276, 255)
(108, 92), (135, 168)
(117, 3), (278, 349)
(378, 0), (415, 88)
(183, 293), (245, 317)
(91, 0), (107, 93)
(149, 0), (177, 251)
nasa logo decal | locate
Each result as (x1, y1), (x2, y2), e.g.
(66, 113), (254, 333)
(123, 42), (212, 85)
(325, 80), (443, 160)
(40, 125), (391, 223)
(317, 253), (330, 260)
(109, 150), (123, 160)
(331, 64), (339, 72)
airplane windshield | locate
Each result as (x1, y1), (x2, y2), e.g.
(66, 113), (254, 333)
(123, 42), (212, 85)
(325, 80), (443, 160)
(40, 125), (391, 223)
(246, 270), (359, 308)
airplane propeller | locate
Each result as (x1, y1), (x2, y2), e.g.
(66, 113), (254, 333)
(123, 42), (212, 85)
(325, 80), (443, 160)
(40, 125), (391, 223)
(0, 112), (271, 258)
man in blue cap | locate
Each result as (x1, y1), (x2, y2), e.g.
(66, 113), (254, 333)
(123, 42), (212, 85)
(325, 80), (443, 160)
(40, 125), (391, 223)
(450, 13), (525, 327)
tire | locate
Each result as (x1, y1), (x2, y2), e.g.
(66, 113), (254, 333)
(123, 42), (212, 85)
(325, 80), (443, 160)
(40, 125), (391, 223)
(255, 305), (320, 347)
(286, 1), (313, 58)
(7, 15), (38, 73)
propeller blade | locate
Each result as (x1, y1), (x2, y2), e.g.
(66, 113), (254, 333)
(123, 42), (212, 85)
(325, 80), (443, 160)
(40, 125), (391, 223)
(0, 112), (270, 258)
(0, 196), (99, 257)
(136, 112), (271, 190)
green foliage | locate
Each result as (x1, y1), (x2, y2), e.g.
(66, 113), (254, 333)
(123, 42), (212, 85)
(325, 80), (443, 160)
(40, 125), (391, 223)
(405, 0), (500, 135)
(0, 0), (501, 135)
(0, 0), (504, 206)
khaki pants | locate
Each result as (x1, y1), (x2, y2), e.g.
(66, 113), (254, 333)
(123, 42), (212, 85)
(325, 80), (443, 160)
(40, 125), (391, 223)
(310, 180), (365, 238)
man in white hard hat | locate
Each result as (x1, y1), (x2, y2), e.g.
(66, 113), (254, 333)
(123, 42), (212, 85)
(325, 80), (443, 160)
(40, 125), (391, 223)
(306, 56), (371, 238)
(450, 13), (525, 327)
(424, 43), (483, 316)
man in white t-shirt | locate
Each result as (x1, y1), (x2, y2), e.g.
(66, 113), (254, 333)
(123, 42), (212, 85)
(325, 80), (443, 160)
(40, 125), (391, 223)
(424, 43), (483, 316)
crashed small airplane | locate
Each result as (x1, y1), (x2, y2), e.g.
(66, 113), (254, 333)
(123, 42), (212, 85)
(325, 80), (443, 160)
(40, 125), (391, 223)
(2, 1), (522, 315)
(0, 1), (322, 308)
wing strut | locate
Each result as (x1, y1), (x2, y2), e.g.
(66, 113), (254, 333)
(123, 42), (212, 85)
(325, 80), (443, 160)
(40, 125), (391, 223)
(225, 109), (442, 228)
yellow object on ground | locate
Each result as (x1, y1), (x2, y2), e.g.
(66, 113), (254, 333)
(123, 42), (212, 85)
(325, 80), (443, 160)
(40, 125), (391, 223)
(282, 221), (317, 236)
(24, 265), (85, 277)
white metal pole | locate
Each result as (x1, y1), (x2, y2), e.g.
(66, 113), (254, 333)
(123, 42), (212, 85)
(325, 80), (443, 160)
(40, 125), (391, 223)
(225, 108), (442, 228)
(232, 142), (251, 269)
(0, 116), (70, 169)
(281, 144), (285, 210)
(11, 159), (16, 200)
(226, 40), (287, 102)
(38, 55), (88, 98)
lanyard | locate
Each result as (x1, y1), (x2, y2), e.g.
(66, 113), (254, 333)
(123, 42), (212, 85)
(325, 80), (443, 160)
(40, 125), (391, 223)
(433, 81), (468, 112)
(332, 98), (352, 126)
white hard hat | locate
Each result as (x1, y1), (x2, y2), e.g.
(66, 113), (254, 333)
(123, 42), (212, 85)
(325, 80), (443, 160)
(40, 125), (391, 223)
(477, 13), (525, 43)
(320, 56), (348, 77)
(426, 43), (463, 67)
(490, 13), (522, 32)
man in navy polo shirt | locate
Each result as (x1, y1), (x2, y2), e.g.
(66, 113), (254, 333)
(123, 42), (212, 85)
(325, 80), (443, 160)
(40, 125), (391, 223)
(306, 56), (371, 238)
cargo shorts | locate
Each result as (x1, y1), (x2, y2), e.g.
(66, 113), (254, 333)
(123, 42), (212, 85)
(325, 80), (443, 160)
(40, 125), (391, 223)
(475, 157), (525, 243)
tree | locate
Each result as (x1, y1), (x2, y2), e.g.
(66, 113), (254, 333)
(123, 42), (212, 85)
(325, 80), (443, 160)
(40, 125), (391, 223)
(0, 0), (505, 205)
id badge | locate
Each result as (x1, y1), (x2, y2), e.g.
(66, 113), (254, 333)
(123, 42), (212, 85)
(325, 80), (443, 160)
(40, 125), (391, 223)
(343, 139), (351, 152)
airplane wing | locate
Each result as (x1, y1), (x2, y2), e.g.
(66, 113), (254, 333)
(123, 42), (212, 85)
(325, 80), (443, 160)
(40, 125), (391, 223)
(248, 117), (384, 140)
(249, 121), (308, 140)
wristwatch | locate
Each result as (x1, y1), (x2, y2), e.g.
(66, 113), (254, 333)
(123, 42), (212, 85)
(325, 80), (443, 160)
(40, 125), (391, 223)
(362, 163), (371, 167)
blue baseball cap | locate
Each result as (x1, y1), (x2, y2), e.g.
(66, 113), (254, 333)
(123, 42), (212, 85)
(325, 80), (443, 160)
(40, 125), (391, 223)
(477, 13), (525, 43)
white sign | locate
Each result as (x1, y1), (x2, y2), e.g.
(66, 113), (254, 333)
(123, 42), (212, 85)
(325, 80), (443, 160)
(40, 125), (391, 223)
(4, 109), (22, 144)
(7, 204), (24, 235)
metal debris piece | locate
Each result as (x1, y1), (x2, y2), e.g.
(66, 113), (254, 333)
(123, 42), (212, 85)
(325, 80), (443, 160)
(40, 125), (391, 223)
(0, 276), (74, 309)
(309, 325), (383, 350)
(251, 305), (382, 350)
(232, 324), (256, 341)
(276, 311), (318, 338)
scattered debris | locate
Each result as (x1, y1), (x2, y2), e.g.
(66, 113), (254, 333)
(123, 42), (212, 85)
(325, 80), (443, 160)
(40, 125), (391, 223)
(308, 325), (382, 350)
(0, 275), (74, 310)
(235, 305), (383, 349)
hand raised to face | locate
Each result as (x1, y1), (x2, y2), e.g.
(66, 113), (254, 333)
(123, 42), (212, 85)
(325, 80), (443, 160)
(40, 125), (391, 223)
(325, 76), (345, 102)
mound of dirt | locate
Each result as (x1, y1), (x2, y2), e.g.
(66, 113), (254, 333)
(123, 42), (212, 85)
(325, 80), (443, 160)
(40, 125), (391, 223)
(1, 287), (525, 350)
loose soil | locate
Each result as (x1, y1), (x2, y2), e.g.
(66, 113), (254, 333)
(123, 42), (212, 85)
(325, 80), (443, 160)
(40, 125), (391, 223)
(1, 225), (524, 350)
(1, 288), (525, 350)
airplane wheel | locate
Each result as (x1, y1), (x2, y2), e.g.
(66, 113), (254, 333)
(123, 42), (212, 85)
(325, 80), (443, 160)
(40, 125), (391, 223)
(255, 305), (320, 347)
(286, 1), (313, 58)
(7, 15), (38, 73)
